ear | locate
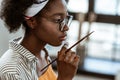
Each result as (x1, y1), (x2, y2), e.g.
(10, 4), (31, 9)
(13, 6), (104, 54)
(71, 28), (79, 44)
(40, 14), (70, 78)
(25, 17), (37, 29)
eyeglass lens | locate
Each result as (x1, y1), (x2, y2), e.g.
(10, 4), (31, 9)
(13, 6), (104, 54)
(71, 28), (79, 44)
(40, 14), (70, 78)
(60, 15), (73, 31)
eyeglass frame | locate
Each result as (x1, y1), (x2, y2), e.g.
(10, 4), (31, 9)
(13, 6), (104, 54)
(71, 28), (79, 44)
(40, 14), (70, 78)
(39, 15), (73, 31)
(25, 15), (73, 31)
(59, 15), (73, 31)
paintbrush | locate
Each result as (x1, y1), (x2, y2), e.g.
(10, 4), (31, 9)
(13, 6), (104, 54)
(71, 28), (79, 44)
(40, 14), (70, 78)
(40, 31), (94, 72)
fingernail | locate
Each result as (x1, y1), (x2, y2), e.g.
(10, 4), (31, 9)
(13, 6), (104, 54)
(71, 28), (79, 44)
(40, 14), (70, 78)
(63, 42), (69, 48)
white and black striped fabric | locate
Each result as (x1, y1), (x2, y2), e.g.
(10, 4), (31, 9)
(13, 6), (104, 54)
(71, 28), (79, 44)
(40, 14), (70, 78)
(0, 41), (40, 80)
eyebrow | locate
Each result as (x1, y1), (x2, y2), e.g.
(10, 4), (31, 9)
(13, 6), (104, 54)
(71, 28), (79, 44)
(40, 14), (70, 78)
(51, 13), (69, 18)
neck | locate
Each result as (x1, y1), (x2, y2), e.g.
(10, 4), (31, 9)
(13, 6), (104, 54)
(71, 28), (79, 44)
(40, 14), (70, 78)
(21, 33), (46, 58)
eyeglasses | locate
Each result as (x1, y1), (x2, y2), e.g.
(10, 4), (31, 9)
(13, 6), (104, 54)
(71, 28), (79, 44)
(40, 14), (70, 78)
(40, 15), (73, 31)
(59, 15), (73, 31)
(25, 15), (73, 31)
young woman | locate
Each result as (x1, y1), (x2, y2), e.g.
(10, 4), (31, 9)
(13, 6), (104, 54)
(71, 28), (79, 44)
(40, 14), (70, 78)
(0, 0), (80, 80)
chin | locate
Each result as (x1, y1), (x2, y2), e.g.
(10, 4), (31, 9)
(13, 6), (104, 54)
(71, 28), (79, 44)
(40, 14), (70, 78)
(50, 42), (62, 47)
(53, 43), (62, 46)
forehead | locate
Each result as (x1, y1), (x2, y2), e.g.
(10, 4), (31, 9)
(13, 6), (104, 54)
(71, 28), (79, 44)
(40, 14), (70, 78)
(41, 0), (68, 17)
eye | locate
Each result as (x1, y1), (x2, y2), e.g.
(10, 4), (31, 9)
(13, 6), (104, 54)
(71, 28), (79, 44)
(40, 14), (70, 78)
(53, 19), (63, 23)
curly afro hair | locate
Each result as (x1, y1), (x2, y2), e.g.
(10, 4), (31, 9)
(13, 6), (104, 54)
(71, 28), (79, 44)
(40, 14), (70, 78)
(0, 0), (36, 33)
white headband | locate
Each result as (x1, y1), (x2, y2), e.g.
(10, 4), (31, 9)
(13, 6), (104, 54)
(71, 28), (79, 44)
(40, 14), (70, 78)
(25, 0), (49, 19)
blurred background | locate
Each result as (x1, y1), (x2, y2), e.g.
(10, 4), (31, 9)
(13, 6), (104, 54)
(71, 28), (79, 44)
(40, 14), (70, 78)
(1, 0), (120, 80)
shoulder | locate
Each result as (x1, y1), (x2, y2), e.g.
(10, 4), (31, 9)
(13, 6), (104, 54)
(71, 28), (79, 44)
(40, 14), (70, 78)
(0, 51), (19, 79)
(0, 49), (29, 80)
(0, 49), (17, 73)
(0, 48), (27, 74)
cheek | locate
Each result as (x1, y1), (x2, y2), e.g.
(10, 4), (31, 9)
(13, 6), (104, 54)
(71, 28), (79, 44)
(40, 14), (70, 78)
(34, 23), (60, 44)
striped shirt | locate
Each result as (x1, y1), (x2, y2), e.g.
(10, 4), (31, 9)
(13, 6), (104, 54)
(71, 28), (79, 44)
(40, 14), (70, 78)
(0, 39), (56, 80)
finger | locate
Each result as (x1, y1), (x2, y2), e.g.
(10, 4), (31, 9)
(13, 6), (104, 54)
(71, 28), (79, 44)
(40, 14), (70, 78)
(58, 51), (65, 61)
(58, 43), (68, 56)
(62, 42), (68, 50)
(64, 51), (75, 62)
(64, 42), (69, 48)
(59, 49), (72, 61)
(67, 52), (76, 63)
(72, 55), (80, 67)
(64, 50), (72, 61)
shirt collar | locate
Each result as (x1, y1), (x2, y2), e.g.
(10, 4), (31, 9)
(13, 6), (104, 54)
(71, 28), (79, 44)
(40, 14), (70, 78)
(9, 38), (37, 62)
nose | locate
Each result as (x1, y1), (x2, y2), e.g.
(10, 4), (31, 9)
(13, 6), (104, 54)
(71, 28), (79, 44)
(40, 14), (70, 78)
(62, 24), (69, 32)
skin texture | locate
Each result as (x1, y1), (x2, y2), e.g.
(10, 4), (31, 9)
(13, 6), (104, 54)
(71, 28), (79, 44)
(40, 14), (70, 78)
(22, 0), (80, 80)
(21, 0), (69, 58)
(1, 0), (80, 80)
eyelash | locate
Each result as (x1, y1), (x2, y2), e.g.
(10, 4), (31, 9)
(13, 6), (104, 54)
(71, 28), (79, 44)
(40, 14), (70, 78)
(54, 19), (63, 23)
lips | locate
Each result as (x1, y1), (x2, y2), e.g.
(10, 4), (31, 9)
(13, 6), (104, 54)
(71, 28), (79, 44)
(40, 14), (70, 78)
(59, 35), (67, 41)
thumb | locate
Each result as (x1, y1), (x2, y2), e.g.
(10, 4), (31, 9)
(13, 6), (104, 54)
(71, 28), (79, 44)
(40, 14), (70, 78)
(62, 42), (69, 49)
(58, 42), (69, 56)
